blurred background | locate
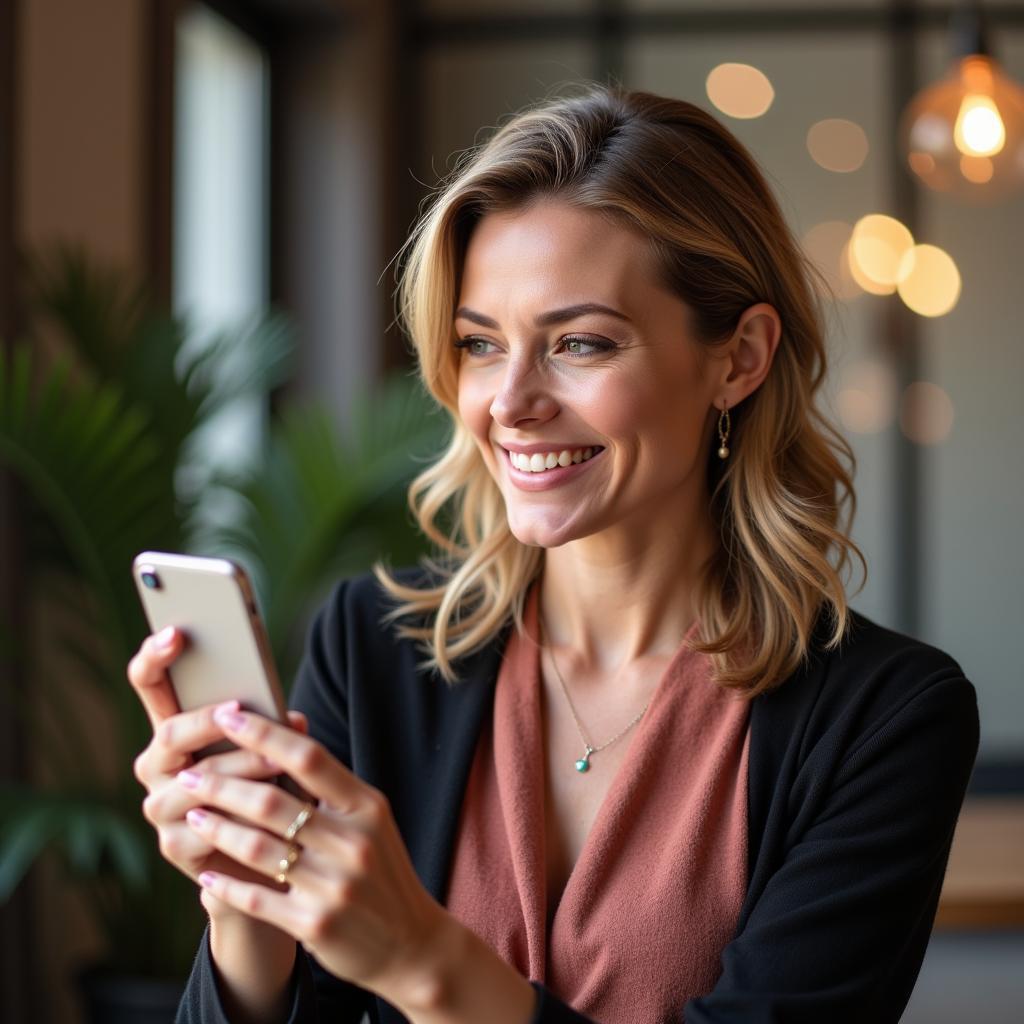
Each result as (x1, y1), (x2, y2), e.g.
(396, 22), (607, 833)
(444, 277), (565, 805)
(1, 0), (1022, 1021)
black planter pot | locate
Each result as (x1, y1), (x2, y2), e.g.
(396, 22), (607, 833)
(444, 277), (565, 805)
(75, 965), (184, 1024)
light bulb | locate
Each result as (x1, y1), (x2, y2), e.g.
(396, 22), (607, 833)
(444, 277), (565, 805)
(900, 4), (1024, 203)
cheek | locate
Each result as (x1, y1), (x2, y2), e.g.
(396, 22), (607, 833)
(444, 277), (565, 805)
(457, 374), (493, 447)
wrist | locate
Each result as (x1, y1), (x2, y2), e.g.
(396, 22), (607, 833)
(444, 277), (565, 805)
(389, 910), (536, 1023)
(386, 906), (466, 1015)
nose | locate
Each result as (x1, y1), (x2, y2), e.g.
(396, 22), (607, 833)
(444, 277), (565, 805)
(489, 355), (559, 429)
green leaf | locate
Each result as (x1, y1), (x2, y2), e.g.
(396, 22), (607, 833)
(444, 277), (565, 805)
(0, 800), (60, 900)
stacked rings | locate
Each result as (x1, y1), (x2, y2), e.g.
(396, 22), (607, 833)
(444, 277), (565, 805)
(274, 801), (316, 884)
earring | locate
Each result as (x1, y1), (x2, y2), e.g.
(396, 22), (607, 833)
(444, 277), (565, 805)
(717, 401), (731, 459)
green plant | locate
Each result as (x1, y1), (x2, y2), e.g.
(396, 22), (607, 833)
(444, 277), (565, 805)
(0, 245), (445, 978)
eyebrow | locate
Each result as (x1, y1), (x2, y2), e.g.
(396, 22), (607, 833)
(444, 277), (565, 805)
(454, 302), (632, 329)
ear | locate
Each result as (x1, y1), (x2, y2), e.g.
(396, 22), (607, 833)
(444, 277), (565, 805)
(714, 302), (782, 410)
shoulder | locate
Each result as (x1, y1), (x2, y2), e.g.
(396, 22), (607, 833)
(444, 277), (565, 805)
(315, 563), (446, 640)
(764, 606), (979, 759)
(311, 564), (507, 678)
(817, 607), (975, 704)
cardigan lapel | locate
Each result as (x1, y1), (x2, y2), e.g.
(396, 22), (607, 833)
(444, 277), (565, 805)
(404, 630), (512, 908)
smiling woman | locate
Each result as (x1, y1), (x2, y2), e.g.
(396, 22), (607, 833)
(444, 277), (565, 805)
(160, 84), (978, 1024)
(377, 87), (861, 696)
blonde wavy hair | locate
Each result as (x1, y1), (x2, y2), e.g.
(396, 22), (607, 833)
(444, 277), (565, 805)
(373, 84), (866, 698)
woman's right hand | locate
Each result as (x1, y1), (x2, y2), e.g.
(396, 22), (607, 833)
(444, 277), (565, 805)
(127, 626), (309, 922)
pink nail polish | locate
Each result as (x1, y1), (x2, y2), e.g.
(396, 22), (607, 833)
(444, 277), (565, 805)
(186, 808), (207, 826)
(198, 872), (217, 888)
(214, 709), (245, 731)
(177, 769), (201, 789)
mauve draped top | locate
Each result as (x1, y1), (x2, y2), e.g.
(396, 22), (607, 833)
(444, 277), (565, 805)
(444, 581), (753, 1023)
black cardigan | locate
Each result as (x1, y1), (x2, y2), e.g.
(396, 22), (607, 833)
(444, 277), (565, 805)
(175, 567), (980, 1023)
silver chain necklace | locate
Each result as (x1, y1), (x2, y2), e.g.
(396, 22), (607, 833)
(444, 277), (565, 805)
(538, 615), (652, 773)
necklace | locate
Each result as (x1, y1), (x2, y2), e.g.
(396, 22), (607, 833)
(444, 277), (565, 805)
(538, 615), (653, 773)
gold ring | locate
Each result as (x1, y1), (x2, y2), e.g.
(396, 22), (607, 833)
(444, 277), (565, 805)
(274, 842), (300, 884)
(284, 801), (315, 842)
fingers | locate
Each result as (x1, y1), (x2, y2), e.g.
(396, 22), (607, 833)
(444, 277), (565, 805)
(287, 710), (309, 735)
(143, 748), (286, 828)
(195, 870), (303, 938)
(196, 746), (285, 778)
(175, 769), (336, 857)
(211, 708), (368, 817)
(134, 700), (242, 785)
(126, 627), (185, 731)
(185, 807), (335, 890)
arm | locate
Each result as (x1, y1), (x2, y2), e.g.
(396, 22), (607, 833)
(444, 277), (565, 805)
(682, 672), (980, 1023)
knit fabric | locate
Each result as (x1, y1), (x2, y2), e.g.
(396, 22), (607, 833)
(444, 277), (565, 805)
(445, 582), (752, 1023)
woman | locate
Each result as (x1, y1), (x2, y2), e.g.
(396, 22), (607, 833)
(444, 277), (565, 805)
(128, 86), (979, 1024)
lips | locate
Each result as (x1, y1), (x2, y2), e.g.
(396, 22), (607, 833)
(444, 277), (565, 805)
(501, 443), (606, 490)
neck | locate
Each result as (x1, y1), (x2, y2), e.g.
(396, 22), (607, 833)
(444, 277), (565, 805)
(537, 492), (717, 674)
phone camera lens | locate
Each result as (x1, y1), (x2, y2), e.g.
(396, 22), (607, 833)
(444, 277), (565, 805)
(141, 571), (161, 590)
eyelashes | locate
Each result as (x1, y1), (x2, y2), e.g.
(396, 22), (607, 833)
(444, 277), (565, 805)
(453, 335), (616, 359)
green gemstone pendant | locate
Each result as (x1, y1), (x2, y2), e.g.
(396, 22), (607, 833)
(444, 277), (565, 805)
(575, 746), (594, 773)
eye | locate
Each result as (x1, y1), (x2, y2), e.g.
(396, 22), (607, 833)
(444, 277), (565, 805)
(560, 335), (615, 358)
(453, 336), (498, 357)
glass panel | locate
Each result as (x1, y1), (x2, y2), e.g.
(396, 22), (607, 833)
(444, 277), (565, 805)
(174, 4), (270, 491)
(625, 31), (897, 629)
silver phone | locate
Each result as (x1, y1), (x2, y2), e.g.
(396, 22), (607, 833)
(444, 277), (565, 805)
(132, 550), (289, 763)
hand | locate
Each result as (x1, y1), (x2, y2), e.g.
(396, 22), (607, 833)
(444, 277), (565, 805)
(127, 626), (310, 922)
(178, 706), (452, 1007)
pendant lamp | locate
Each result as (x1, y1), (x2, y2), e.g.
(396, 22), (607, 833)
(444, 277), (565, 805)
(901, 0), (1024, 203)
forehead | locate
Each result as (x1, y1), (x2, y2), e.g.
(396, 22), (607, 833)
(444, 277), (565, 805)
(458, 200), (663, 310)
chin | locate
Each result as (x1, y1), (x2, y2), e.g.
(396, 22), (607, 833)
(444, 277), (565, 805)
(505, 510), (587, 549)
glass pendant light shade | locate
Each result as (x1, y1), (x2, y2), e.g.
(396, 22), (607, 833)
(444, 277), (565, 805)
(901, 2), (1024, 203)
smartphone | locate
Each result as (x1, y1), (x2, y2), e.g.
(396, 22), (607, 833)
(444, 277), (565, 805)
(131, 550), (290, 764)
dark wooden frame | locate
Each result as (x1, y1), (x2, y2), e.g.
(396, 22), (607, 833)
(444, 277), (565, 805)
(1, 1), (35, 1018)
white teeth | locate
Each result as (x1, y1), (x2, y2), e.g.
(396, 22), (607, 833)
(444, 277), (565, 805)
(509, 447), (601, 473)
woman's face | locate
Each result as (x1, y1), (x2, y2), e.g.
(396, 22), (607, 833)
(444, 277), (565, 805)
(454, 199), (722, 550)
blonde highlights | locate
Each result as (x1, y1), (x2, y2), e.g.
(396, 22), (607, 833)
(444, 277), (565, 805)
(373, 84), (865, 698)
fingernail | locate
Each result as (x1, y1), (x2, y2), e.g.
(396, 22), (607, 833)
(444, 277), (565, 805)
(198, 872), (217, 888)
(261, 756), (284, 773)
(186, 808), (208, 826)
(214, 708), (245, 731)
(155, 627), (175, 651)
(177, 769), (202, 789)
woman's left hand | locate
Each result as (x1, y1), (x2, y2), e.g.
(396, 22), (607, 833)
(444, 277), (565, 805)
(177, 705), (451, 1006)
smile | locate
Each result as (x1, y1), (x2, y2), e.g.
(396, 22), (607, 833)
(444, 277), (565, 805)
(501, 445), (606, 491)
(505, 446), (603, 473)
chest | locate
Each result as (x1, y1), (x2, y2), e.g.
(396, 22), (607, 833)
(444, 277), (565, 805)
(538, 655), (669, 920)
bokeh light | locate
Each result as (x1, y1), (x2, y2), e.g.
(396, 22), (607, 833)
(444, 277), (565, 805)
(807, 118), (869, 172)
(706, 63), (774, 119)
(848, 214), (915, 293)
(896, 244), (962, 317)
